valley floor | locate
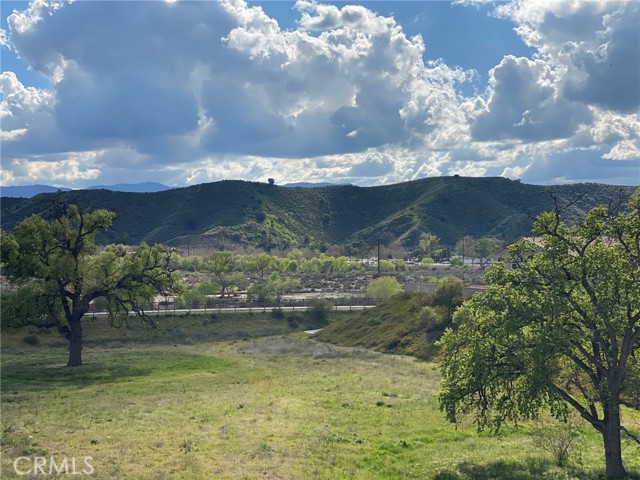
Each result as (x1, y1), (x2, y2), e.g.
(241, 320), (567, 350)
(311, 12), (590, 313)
(2, 313), (639, 479)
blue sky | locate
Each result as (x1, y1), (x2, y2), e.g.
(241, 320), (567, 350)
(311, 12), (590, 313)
(259, 1), (535, 82)
(1, 0), (638, 188)
(1, 1), (49, 89)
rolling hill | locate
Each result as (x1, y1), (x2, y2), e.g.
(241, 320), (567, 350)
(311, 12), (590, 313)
(0, 185), (72, 198)
(0, 182), (171, 198)
(1, 177), (636, 250)
(314, 293), (447, 359)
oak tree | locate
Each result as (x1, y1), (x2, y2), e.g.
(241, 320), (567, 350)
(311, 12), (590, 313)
(438, 195), (640, 478)
(0, 205), (181, 366)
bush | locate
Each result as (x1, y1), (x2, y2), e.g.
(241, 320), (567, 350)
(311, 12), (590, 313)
(287, 316), (300, 328)
(366, 277), (402, 299)
(22, 334), (40, 346)
(178, 281), (219, 307)
(307, 300), (332, 325)
(431, 277), (464, 320)
(449, 257), (464, 267)
(379, 260), (396, 272)
(247, 283), (276, 303)
(271, 308), (284, 319)
(530, 415), (583, 467)
(202, 312), (218, 325)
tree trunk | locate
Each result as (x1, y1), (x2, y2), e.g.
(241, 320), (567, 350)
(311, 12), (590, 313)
(67, 318), (83, 367)
(602, 404), (626, 478)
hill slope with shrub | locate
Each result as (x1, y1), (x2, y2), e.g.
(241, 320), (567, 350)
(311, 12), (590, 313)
(314, 292), (451, 359)
(1, 177), (636, 249)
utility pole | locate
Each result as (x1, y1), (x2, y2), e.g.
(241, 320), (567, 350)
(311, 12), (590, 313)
(461, 242), (465, 284)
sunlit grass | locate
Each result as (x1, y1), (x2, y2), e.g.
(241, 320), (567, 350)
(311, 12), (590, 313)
(2, 315), (639, 479)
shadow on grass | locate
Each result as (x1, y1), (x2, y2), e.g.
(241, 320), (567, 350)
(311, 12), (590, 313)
(433, 458), (640, 480)
(1, 350), (233, 392)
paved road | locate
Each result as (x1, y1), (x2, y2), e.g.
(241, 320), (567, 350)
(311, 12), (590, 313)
(89, 304), (377, 317)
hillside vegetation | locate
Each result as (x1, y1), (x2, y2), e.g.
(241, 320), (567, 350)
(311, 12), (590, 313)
(314, 292), (451, 359)
(1, 177), (636, 250)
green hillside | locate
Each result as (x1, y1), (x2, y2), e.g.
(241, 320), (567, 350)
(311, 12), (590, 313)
(314, 293), (447, 359)
(1, 177), (636, 249)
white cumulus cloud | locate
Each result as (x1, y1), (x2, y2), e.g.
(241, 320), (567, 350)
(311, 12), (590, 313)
(0, 0), (638, 188)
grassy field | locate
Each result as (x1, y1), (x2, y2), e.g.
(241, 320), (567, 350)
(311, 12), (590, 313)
(2, 312), (639, 479)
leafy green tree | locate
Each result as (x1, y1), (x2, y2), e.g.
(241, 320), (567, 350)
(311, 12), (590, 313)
(318, 253), (336, 273)
(455, 235), (476, 263)
(302, 256), (321, 273)
(219, 271), (245, 298)
(268, 272), (301, 301)
(285, 248), (305, 272)
(176, 254), (205, 272)
(202, 251), (242, 297)
(438, 196), (640, 478)
(414, 232), (440, 259)
(177, 281), (219, 308)
(247, 283), (276, 303)
(431, 277), (464, 321)
(247, 273), (300, 303)
(244, 252), (278, 279)
(0, 205), (180, 367)
(367, 276), (402, 299)
(474, 237), (498, 269)
(333, 256), (349, 272)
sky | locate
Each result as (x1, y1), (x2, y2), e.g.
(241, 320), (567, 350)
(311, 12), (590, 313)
(0, 0), (639, 189)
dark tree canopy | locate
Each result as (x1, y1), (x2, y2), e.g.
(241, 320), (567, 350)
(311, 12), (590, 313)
(438, 194), (640, 478)
(1, 204), (181, 366)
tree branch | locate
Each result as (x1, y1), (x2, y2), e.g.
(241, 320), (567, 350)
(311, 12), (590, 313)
(549, 383), (602, 430)
(621, 425), (640, 445)
(619, 398), (639, 411)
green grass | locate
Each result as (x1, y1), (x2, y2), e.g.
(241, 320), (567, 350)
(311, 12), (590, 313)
(2, 314), (639, 479)
(1, 349), (233, 389)
(1, 310), (343, 351)
(315, 292), (448, 359)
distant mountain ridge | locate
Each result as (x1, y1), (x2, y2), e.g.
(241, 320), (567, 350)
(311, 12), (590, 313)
(283, 182), (351, 188)
(1, 185), (72, 198)
(86, 182), (172, 193)
(1, 177), (637, 251)
(1, 182), (171, 198)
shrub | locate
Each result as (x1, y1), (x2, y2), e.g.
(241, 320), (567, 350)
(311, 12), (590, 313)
(178, 281), (219, 307)
(366, 277), (402, 299)
(530, 415), (583, 467)
(379, 260), (396, 272)
(202, 312), (218, 325)
(247, 283), (276, 303)
(431, 277), (464, 320)
(449, 257), (463, 267)
(22, 334), (40, 346)
(307, 300), (332, 325)
(271, 308), (284, 319)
